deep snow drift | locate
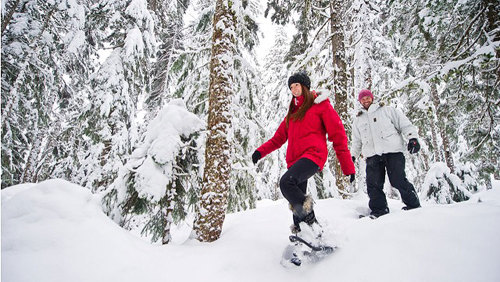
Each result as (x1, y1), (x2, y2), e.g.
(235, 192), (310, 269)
(2, 179), (500, 282)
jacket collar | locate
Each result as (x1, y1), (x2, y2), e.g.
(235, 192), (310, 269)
(357, 101), (384, 116)
(293, 95), (305, 108)
(293, 90), (328, 108)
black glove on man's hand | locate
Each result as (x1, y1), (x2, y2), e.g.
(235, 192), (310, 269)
(252, 151), (261, 164)
(349, 174), (355, 183)
(407, 138), (420, 154)
(352, 156), (356, 163)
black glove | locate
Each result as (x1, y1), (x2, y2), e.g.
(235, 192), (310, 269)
(352, 156), (356, 163)
(407, 138), (420, 154)
(252, 151), (261, 164)
(349, 174), (355, 183)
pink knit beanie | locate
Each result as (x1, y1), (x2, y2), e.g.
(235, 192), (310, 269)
(358, 89), (373, 101)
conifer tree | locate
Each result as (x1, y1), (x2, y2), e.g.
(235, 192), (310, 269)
(328, 0), (352, 196)
(75, 0), (157, 192)
(1, 0), (90, 188)
(387, 0), (499, 197)
(256, 27), (291, 200)
(164, 0), (261, 216)
(169, 0), (213, 116)
(102, 100), (203, 244)
(226, 0), (260, 212)
(265, 0), (327, 64)
(193, 0), (236, 242)
(145, 0), (190, 120)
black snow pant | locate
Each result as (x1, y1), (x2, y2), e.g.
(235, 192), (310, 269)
(365, 152), (420, 215)
(280, 158), (319, 224)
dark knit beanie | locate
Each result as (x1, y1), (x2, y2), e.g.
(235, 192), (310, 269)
(288, 71), (311, 90)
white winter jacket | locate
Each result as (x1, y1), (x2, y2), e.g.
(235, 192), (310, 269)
(351, 102), (418, 159)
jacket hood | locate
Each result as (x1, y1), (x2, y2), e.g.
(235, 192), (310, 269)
(357, 101), (385, 116)
(313, 89), (329, 104)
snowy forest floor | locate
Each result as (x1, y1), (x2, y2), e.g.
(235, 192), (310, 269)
(2, 179), (500, 282)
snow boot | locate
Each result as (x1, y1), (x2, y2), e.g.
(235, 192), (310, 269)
(369, 207), (389, 218)
(289, 195), (323, 242)
(402, 205), (421, 211)
(289, 195), (315, 232)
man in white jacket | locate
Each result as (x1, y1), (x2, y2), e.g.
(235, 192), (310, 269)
(351, 89), (421, 217)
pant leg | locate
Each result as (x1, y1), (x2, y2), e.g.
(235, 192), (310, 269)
(385, 152), (421, 208)
(297, 181), (308, 194)
(365, 155), (389, 214)
(292, 181), (309, 226)
(280, 158), (319, 209)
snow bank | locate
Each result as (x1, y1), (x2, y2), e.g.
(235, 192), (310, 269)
(2, 179), (500, 282)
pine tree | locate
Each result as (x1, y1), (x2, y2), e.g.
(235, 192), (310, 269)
(164, 0), (262, 217)
(226, 0), (260, 212)
(1, 0), (90, 188)
(169, 0), (213, 116)
(265, 0), (327, 66)
(145, 0), (190, 120)
(422, 162), (473, 204)
(256, 27), (291, 200)
(329, 0), (352, 196)
(75, 0), (157, 192)
(386, 0), (499, 197)
(102, 100), (203, 244)
(345, 0), (407, 195)
(193, 0), (236, 242)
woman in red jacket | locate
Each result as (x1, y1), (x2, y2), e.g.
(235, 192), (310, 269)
(252, 72), (355, 233)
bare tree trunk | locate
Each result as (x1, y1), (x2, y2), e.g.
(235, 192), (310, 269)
(330, 0), (350, 197)
(429, 113), (443, 162)
(22, 132), (42, 183)
(430, 83), (455, 172)
(193, 0), (235, 242)
(365, 65), (373, 89)
(162, 188), (175, 244)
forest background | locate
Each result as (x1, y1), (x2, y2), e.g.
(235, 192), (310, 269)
(1, 0), (499, 244)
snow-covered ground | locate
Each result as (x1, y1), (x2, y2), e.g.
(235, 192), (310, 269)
(2, 179), (500, 282)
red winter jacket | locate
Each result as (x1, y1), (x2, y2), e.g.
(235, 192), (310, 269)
(257, 91), (355, 175)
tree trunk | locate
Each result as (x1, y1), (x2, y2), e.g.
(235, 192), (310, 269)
(484, 0), (500, 59)
(365, 65), (373, 90)
(193, 0), (235, 242)
(162, 188), (175, 244)
(330, 0), (350, 197)
(430, 83), (455, 172)
(22, 131), (42, 183)
(429, 112), (443, 162)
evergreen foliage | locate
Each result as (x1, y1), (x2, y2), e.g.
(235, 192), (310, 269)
(422, 162), (473, 204)
(102, 99), (203, 244)
(1, 0), (90, 188)
(74, 0), (157, 192)
(169, 0), (213, 116)
(386, 0), (499, 201)
(254, 27), (290, 200)
(2, 0), (498, 243)
(145, 0), (190, 120)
